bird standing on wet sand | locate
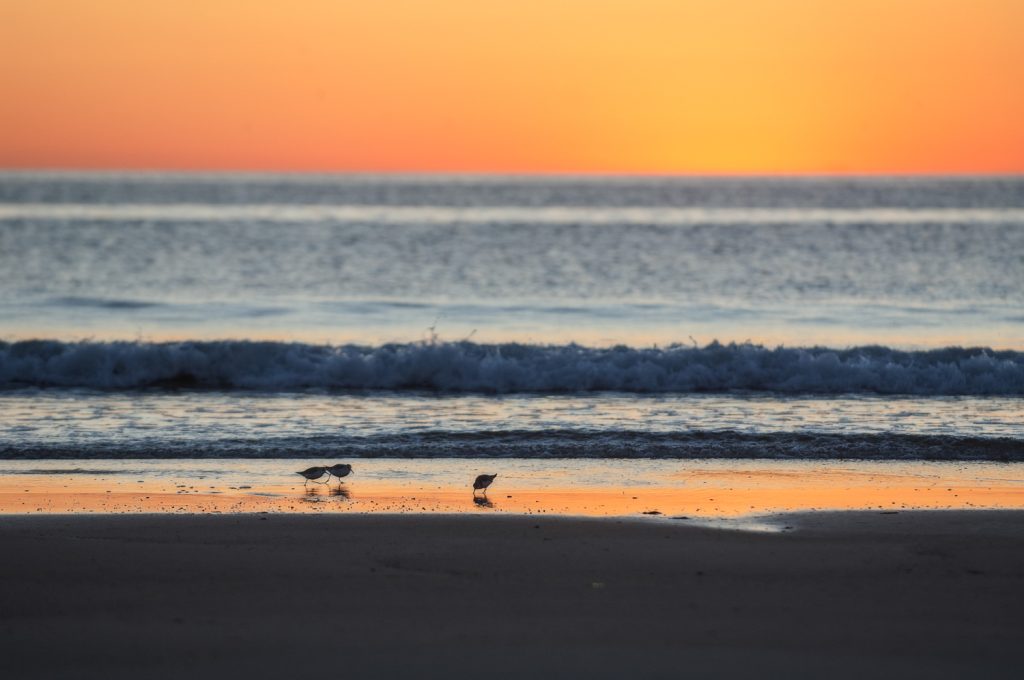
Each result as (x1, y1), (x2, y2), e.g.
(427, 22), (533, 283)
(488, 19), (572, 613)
(297, 466), (329, 487)
(326, 463), (354, 486)
(473, 473), (497, 496)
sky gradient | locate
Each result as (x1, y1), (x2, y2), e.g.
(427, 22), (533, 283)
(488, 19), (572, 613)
(2, 0), (1023, 174)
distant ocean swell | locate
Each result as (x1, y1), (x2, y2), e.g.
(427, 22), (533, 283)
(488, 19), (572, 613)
(2, 340), (1023, 395)
(1, 431), (1020, 461)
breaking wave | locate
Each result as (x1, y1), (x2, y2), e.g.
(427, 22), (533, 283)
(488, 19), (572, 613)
(1, 339), (1023, 396)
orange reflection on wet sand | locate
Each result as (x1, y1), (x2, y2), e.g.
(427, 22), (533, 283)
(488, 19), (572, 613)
(2, 467), (1021, 518)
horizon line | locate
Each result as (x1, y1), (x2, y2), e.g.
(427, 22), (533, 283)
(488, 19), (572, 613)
(3, 167), (1024, 180)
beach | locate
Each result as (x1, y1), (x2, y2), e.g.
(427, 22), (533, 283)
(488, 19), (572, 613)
(2, 511), (1022, 679)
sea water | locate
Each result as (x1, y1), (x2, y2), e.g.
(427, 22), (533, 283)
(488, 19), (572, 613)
(1, 173), (1022, 465)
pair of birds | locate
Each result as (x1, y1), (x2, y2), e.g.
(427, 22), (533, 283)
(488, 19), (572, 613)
(297, 463), (353, 487)
(296, 465), (498, 496)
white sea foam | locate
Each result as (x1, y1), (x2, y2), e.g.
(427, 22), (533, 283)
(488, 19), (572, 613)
(2, 340), (1021, 395)
(4, 202), (1024, 225)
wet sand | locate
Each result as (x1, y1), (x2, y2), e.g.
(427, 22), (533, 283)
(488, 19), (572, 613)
(3, 458), (1022, 516)
(1, 511), (1022, 679)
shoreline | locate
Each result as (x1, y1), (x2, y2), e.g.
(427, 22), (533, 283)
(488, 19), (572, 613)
(2, 510), (1022, 678)
(2, 458), (1022, 517)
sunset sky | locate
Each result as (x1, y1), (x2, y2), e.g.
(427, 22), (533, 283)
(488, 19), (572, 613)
(2, 0), (1023, 174)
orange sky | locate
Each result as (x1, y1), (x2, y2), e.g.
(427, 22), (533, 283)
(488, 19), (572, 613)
(2, 0), (1023, 174)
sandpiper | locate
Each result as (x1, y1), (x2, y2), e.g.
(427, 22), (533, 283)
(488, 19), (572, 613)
(326, 463), (354, 485)
(472, 473), (497, 495)
(297, 466), (329, 487)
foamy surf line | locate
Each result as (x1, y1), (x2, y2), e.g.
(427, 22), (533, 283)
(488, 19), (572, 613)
(1, 430), (1021, 461)
(5, 202), (1024, 225)
(2, 339), (1023, 395)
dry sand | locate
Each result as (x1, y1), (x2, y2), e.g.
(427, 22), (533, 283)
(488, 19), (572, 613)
(1, 511), (1022, 679)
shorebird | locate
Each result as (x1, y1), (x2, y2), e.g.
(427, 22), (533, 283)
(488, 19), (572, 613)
(326, 463), (354, 486)
(297, 466), (329, 487)
(472, 473), (497, 496)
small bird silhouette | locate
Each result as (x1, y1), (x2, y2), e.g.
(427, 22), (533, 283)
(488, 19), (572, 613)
(473, 473), (497, 495)
(326, 463), (354, 486)
(297, 466), (329, 487)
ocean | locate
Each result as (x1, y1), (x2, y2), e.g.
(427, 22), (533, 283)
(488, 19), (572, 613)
(1, 173), (1022, 467)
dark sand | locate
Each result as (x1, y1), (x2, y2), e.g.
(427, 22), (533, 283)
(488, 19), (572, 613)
(1, 511), (1022, 679)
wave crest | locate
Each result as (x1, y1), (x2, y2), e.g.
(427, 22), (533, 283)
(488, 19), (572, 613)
(2, 339), (1022, 395)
